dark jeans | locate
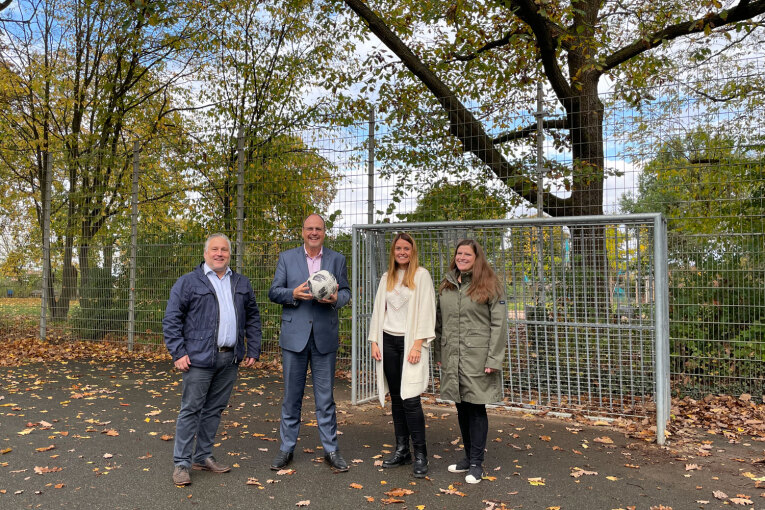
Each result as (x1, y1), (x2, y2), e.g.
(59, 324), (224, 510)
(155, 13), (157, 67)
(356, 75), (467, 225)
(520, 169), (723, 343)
(173, 350), (238, 467)
(455, 401), (488, 466)
(382, 332), (426, 447)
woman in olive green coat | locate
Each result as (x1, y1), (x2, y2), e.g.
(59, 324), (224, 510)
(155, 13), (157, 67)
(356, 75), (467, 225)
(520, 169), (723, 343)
(434, 239), (507, 485)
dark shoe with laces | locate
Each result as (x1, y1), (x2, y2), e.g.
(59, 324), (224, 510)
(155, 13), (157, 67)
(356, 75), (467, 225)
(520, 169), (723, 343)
(270, 450), (294, 470)
(172, 465), (191, 485)
(324, 450), (349, 472)
(192, 456), (230, 473)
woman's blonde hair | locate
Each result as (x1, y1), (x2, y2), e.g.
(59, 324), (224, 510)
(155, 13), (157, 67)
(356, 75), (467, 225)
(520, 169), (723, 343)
(439, 239), (502, 303)
(386, 232), (419, 291)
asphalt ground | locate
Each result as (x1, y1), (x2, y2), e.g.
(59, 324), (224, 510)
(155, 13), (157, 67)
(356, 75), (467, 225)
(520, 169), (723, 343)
(1, 360), (764, 510)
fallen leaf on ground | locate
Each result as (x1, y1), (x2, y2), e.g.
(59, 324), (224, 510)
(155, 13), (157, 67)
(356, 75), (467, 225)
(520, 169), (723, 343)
(571, 468), (597, 478)
(385, 488), (414, 497)
(34, 466), (62, 474)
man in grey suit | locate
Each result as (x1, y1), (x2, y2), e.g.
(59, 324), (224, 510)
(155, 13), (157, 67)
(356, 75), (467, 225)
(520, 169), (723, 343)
(268, 213), (351, 472)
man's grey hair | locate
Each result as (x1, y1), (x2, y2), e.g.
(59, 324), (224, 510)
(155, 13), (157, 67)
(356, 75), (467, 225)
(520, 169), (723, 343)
(204, 233), (232, 253)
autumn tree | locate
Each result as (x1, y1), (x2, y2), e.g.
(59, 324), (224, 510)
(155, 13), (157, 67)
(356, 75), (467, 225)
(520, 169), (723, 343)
(189, 0), (355, 242)
(397, 178), (512, 222)
(339, 0), (765, 311)
(0, 0), (202, 319)
(621, 131), (765, 379)
(341, 0), (765, 217)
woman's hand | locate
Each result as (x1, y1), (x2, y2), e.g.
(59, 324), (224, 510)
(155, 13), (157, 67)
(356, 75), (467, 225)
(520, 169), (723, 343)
(408, 338), (425, 365)
(371, 342), (382, 361)
(485, 367), (495, 374)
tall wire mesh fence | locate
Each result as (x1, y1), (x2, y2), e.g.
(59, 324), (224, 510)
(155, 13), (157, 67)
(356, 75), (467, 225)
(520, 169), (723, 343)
(1, 62), (763, 399)
(351, 217), (669, 438)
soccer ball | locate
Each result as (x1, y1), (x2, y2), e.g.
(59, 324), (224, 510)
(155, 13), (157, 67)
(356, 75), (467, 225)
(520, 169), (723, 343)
(307, 270), (338, 301)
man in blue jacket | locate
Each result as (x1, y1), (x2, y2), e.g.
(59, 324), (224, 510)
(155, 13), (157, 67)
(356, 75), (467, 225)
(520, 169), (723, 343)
(268, 214), (351, 472)
(163, 233), (261, 486)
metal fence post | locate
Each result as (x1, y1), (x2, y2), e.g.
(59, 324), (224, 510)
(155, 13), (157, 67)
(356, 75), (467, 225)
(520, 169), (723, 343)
(351, 226), (359, 405)
(654, 214), (670, 445)
(535, 82), (546, 303)
(367, 106), (375, 225)
(236, 128), (245, 273)
(40, 153), (52, 341)
(127, 141), (140, 352)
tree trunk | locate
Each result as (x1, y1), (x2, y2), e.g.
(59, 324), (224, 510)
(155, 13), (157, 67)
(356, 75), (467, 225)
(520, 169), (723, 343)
(561, 75), (610, 317)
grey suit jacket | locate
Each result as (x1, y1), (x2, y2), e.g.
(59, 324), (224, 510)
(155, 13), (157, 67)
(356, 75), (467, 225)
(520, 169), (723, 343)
(268, 246), (350, 354)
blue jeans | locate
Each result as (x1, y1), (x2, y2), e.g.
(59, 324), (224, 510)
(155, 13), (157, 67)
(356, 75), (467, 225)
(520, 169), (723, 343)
(279, 332), (338, 453)
(173, 350), (238, 467)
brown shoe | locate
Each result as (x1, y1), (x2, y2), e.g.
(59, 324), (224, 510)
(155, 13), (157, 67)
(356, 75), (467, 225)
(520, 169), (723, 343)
(192, 456), (231, 473)
(172, 465), (191, 485)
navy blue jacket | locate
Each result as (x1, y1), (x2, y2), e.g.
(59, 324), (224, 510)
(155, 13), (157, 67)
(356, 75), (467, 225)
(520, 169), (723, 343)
(163, 263), (262, 367)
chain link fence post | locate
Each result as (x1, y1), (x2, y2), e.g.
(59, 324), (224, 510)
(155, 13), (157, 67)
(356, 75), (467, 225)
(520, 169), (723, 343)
(127, 141), (140, 352)
(40, 153), (52, 341)
(236, 128), (245, 273)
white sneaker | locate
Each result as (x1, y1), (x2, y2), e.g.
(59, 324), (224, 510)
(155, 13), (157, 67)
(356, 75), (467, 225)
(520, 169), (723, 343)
(465, 464), (483, 484)
(447, 458), (470, 473)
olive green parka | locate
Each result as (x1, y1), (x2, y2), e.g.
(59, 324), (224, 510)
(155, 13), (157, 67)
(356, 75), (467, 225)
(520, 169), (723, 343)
(433, 269), (508, 404)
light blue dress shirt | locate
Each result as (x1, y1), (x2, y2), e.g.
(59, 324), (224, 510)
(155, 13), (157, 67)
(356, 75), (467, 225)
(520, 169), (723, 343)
(203, 263), (237, 348)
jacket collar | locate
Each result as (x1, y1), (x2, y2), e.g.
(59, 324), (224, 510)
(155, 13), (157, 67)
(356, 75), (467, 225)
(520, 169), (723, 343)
(445, 268), (472, 287)
(194, 262), (238, 291)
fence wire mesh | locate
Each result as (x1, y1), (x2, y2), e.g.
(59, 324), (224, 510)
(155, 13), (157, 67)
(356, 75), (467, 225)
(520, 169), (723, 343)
(351, 217), (669, 430)
(1, 61), (763, 399)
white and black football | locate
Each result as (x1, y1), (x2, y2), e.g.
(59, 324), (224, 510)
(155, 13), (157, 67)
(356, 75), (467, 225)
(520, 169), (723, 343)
(307, 270), (338, 301)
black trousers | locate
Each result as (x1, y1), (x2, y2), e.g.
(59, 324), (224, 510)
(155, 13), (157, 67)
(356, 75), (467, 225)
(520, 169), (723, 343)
(455, 401), (488, 465)
(382, 332), (427, 447)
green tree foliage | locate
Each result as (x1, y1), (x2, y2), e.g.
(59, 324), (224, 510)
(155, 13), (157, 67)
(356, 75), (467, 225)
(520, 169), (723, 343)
(339, 0), (765, 315)
(621, 132), (765, 392)
(621, 131), (765, 259)
(0, 0), (201, 319)
(397, 178), (512, 222)
(185, 0), (354, 239)
(341, 0), (765, 218)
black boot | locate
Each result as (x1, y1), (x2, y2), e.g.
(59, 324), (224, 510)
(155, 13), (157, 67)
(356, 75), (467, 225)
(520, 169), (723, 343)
(412, 444), (428, 478)
(382, 436), (411, 468)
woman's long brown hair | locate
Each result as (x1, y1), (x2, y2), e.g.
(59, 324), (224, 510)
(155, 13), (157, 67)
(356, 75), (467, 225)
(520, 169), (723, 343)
(386, 232), (419, 291)
(439, 239), (502, 303)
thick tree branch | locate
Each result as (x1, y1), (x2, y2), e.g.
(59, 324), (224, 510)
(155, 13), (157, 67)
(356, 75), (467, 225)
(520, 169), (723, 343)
(492, 118), (568, 145)
(343, 0), (569, 213)
(0, 0), (12, 12)
(604, 0), (765, 72)
(450, 28), (524, 62)
(503, 0), (574, 100)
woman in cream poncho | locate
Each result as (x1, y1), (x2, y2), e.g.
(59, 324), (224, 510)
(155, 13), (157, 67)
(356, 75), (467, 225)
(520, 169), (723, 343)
(369, 232), (436, 478)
